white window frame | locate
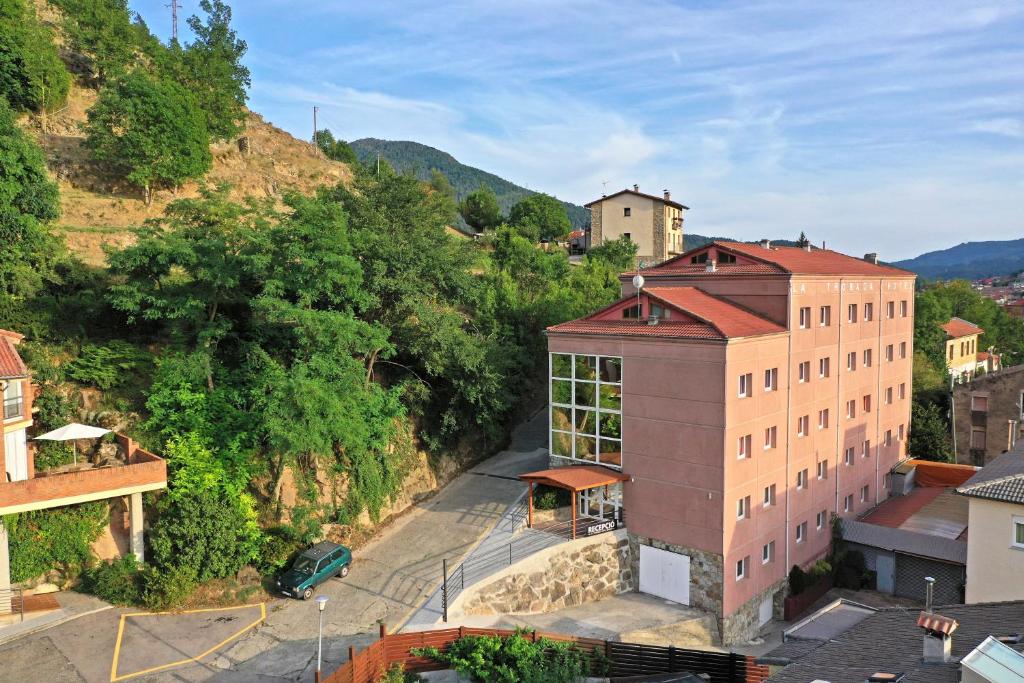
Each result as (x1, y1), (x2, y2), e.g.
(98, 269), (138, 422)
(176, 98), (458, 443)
(864, 302), (873, 321)
(797, 469), (807, 490)
(738, 434), (751, 460)
(736, 556), (748, 581)
(887, 301), (895, 319)
(764, 368), (778, 392)
(737, 496), (747, 520)
(762, 541), (774, 565)
(798, 415), (808, 437)
(796, 522), (806, 543)
(818, 409), (829, 430)
(900, 300), (908, 317)
(861, 485), (869, 503)
(820, 306), (831, 327)
(844, 494), (853, 512)
(816, 511), (825, 529)
(799, 307), (811, 329)
(847, 351), (856, 371)
(763, 484), (776, 508)
(764, 426), (777, 450)
(863, 348), (872, 367)
(799, 361), (810, 383)
(819, 357), (830, 378)
(817, 460), (827, 480)
(845, 447), (854, 466)
(847, 399), (856, 419)
(1013, 516), (1024, 550)
(739, 373), (752, 398)
(549, 353), (622, 468)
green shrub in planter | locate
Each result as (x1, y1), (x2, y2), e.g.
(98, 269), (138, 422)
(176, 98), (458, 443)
(788, 564), (807, 596)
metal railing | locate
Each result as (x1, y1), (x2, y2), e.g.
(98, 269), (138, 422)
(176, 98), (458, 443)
(0, 588), (26, 622)
(440, 504), (623, 621)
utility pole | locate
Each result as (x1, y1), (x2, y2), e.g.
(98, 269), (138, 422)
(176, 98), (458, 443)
(166, 0), (181, 42)
(376, 152), (380, 176)
(312, 106), (319, 155)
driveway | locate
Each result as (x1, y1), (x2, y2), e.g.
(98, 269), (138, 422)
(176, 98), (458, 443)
(0, 410), (548, 682)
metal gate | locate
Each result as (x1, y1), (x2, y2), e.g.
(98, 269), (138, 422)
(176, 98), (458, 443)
(894, 552), (964, 604)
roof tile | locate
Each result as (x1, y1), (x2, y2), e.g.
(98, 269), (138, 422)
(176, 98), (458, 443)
(941, 317), (984, 338)
(0, 336), (28, 380)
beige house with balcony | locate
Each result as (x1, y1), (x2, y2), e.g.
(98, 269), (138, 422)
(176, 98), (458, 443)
(957, 444), (1024, 604)
(0, 329), (166, 613)
(943, 318), (990, 382)
(586, 185), (688, 267)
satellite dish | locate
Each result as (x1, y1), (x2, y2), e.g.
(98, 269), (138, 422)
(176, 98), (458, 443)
(632, 274), (645, 290)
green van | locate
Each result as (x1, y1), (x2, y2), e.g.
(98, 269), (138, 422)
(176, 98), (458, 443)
(277, 541), (352, 600)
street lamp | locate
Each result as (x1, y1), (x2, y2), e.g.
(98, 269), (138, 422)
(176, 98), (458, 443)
(315, 595), (329, 683)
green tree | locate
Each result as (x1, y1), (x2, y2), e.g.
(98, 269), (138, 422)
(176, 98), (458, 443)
(180, 0), (250, 140)
(508, 193), (571, 242)
(0, 98), (64, 325)
(85, 72), (212, 203)
(459, 185), (502, 233)
(53, 0), (138, 83)
(315, 128), (359, 166)
(0, 0), (71, 113)
(908, 401), (953, 462)
(585, 235), (638, 272)
(796, 231), (810, 248)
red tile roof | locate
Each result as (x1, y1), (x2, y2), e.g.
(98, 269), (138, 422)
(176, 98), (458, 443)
(548, 287), (786, 340)
(639, 241), (915, 277)
(584, 188), (688, 210)
(0, 336), (29, 380)
(627, 262), (784, 276)
(644, 287), (785, 338)
(941, 317), (983, 338)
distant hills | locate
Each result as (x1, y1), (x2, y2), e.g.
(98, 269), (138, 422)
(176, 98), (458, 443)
(892, 239), (1024, 281)
(349, 138), (589, 229)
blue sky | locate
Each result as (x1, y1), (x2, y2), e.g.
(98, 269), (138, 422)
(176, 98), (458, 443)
(133, 1), (1024, 260)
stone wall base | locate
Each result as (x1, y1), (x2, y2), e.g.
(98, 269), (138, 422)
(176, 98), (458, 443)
(627, 533), (724, 620)
(721, 579), (787, 645)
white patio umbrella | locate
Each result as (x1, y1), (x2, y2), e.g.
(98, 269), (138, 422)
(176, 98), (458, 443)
(34, 423), (111, 465)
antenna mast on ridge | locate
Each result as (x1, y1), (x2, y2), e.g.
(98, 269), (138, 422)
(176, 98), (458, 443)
(166, 0), (182, 42)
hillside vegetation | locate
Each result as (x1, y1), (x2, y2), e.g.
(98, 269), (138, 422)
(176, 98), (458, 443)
(350, 137), (590, 230)
(894, 238), (1024, 281)
(0, 0), (635, 608)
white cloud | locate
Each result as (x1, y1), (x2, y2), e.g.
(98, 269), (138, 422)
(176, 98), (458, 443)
(971, 118), (1024, 138)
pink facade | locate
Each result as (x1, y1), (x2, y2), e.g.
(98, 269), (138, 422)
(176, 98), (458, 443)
(547, 241), (915, 639)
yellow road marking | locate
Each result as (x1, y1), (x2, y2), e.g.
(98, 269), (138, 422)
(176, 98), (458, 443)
(110, 603), (266, 682)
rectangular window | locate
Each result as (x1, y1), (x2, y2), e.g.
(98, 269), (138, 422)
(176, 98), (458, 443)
(848, 303), (857, 323)
(818, 409), (829, 430)
(549, 353), (622, 467)
(887, 301), (895, 319)
(844, 494), (853, 512)
(3, 380), (23, 421)
(972, 395), (988, 412)
(819, 357), (830, 378)
(622, 304), (641, 319)
(799, 307), (811, 329)
(863, 349), (872, 367)
(796, 522), (807, 543)
(1013, 517), (1024, 549)
(898, 424), (905, 441)
(900, 300), (908, 317)
(845, 447), (854, 466)
(764, 426), (777, 450)
(763, 484), (776, 507)
(799, 361), (810, 383)
(847, 351), (856, 371)
(949, 344), (955, 360)
(798, 415), (809, 437)
(764, 368), (778, 392)
(797, 469), (808, 489)
(863, 439), (871, 458)
(885, 387), (893, 404)
(738, 434), (752, 459)
(762, 541), (775, 564)
(971, 428), (986, 449)
(623, 207), (631, 217)
(899, 383), (906, 400)
(623, 232), (631, 241)
(846, 399), (856, 419)
(816, 510), (826, 529)
(861, 485), (869, 503)
(736, 556), (748, 581)
(899, 341), (907, 359)
(817, 460), (827, 480)
(863, 394), (872, 413)
(886, 344), (894, 362)
(820, 306), (831, 327)
(885, 430), (893, 447)
(864, 302), (873, 321)
(738, 373), (752, 398)
(737, 496), (750, 520)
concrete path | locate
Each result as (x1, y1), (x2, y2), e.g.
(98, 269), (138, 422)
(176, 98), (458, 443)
(0, 410), (548, 682)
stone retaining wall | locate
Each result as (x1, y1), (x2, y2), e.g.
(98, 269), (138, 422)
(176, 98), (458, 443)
(453, 530), (633, 617)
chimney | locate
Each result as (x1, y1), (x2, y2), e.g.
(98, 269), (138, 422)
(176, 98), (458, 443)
(864, 253), (879, 264)
(633, 184), (639, 192)
(706, 260), (717, 273)
(663, 189), (671, 200)
(759, 239), (771, 249)
(804, 243), (812, 252)
(925, 576), (934, 611)
(917, 608), (958, 664)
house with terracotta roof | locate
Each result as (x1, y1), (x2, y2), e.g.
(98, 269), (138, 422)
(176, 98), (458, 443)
(585, 185), (688, 266)
(0, 329), (166, 615)
(941, 317), (997, 382)
(546, 239), (915, 643)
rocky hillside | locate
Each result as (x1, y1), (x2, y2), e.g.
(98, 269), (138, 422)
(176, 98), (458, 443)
(22, 83), (351, 265)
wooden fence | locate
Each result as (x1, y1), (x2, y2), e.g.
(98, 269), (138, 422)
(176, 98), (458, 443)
(323, 624), (770, 683)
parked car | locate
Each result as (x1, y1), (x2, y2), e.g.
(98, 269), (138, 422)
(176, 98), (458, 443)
(277, 541), (351, 600)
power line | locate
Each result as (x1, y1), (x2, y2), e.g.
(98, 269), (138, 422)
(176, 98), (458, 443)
(166, 0), (182, 42)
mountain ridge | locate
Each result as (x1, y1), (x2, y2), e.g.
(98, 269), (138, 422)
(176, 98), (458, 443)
(892, 238), (1024, 281)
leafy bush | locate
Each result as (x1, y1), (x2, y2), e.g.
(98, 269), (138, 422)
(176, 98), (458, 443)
(788, 564), (807, 596)
(532, 484), (569, 511)
(82, 555), (143, 606)
(808, 559), (833, 581)
(377, 664), (421, 683)
(67, 340), (149, 389)
(835, 550), (867, 589)
(142, 563), (198, 611)
(5, 502), (107, 582)
(413, 630), (601, 683)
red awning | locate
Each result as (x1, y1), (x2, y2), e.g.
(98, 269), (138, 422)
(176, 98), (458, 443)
(519, 465), (629, 492)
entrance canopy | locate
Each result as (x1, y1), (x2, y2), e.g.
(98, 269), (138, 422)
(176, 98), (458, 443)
(519, 465), (629, 492)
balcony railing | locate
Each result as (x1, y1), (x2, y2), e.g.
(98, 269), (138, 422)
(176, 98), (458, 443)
(3, 397), (23, 420)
